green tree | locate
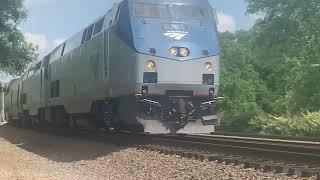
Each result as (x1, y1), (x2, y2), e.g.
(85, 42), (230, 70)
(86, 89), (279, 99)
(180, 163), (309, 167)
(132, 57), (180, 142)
(246, 0), (320, 114)
(0, 0), (36, 75)
(218, 0), (320, 133)
(219, 31), (271, 132)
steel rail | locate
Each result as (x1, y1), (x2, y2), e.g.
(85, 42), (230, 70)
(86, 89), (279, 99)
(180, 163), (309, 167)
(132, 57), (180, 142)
(211, 132), (320, 142)
(147, 134), (320, 163)
(135, 134), (320, 178)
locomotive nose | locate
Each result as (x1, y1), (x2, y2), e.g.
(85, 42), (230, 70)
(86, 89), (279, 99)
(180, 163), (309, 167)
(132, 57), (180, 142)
(150, 58), (218, 85)
(136, 53), (220, 97)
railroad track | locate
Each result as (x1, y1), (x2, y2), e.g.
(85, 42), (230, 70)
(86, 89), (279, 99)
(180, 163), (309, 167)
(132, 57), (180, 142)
(8, 123), (320, 178)
(135, 134), (320, 178)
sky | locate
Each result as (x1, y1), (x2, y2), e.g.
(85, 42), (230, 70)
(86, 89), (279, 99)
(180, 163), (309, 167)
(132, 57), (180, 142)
(1, 0), (256, 82)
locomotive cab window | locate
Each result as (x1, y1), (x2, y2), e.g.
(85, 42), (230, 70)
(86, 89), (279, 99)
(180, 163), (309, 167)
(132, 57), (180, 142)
(173, 5), (206, 19)
(133, 3), (170, 18)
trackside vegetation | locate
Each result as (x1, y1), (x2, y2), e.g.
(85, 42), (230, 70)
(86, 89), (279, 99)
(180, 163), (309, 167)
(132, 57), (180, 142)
(218, 0), (320, 136)
(250, 112), (320, 137)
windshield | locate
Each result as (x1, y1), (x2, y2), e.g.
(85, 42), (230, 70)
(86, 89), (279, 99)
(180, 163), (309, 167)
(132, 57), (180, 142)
(132, 3), (206, 19)
(133, 3), (170, 18)
(173, 5), (205, 19)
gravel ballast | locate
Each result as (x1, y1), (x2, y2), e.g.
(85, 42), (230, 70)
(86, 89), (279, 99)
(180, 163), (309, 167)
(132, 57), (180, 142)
(0, 124), (316, 180)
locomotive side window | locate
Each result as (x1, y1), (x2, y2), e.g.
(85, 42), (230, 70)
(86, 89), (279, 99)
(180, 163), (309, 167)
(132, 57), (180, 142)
(133, 3), (170, 18)
(93, 18), (105, 36)
(28, 68), (34, 78)
(81, 28), (88, 44)
(10, 90), (13, 109)
(43, 55), (50, 79)
(21, 71), (29, 80)
(35, 61), (42, 71)
(85, 24), (94, 42)
(17, 85), (20, 109)
(61, 43), (66, 56)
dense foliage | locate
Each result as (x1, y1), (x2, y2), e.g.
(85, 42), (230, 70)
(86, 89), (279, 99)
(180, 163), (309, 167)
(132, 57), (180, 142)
(251, 112), (320, 137)
(219, 0), (320, 135)
(0, 0), (35, 75)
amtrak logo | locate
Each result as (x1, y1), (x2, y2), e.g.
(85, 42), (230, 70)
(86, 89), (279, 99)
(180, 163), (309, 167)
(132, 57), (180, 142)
(164, 31), (188, 40)
(163, 23), (188, 40)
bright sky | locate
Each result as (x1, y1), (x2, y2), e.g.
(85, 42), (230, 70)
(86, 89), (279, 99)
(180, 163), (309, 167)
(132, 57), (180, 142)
(1, 0), (257, 82)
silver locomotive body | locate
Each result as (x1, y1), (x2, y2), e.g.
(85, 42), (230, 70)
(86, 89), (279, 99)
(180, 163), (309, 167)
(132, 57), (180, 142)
(5, 0), (220, 134)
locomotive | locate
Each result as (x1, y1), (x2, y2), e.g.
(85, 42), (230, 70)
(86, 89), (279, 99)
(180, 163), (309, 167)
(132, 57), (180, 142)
(5, 0), (220, 134)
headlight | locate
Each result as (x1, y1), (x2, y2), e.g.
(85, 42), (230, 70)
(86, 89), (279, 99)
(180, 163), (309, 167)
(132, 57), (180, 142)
(146, 60), (156, 71)
(203, 50), (209, 56)
(180, 48), (190, 57)
(204, 62), (213, 71)
(170, 47), (178, 56)
(149, 48), (156, 55)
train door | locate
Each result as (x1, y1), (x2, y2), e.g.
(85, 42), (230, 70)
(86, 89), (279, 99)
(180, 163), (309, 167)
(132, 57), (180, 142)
(20, 81), (24, 111)
(16, 85), (20, 111)
(10, 90), (13, 111)
(18, 80), (24, 112)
